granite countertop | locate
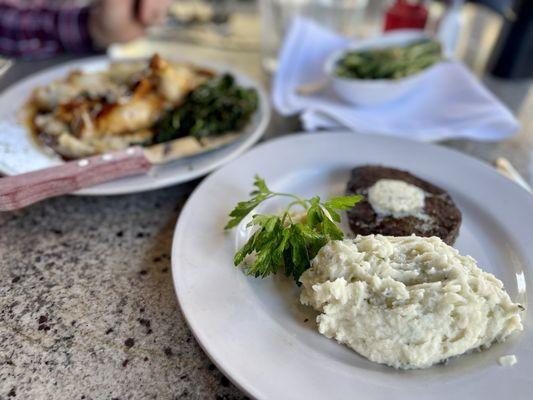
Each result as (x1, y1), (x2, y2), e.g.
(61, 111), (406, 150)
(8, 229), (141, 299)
(0, 181), (249, 399)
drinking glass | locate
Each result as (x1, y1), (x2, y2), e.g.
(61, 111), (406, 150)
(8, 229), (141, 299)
(259, 0), (382, 72)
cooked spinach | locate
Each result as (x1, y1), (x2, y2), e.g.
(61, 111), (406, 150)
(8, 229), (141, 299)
(154, 74), (259, 144)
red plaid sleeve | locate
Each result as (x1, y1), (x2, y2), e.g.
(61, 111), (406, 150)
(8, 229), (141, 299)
(0, 0), (95, 59)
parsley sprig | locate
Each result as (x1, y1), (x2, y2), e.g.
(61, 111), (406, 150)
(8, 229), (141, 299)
(225, 176), (362, 281)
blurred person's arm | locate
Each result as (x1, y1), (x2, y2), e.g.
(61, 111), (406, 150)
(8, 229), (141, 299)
(0, 0), (169, 59)
(0, 1), (93, 58)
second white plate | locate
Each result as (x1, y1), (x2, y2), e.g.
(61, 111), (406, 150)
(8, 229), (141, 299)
(0, 56), (270, 195)
(172, 132), (532, 400)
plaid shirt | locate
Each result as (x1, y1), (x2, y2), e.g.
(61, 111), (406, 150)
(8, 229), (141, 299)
(0, 0), (95, 58)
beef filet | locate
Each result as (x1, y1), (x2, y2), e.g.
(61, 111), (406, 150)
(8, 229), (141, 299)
(346, 165), (462, 245)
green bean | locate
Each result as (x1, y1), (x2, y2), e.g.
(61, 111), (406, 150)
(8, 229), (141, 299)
(335, 39), (443, 80)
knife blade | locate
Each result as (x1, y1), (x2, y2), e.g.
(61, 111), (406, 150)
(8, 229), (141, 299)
(143, 132), (241, 164)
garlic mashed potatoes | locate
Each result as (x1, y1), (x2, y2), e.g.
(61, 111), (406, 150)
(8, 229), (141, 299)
(300, 235), (523, 369)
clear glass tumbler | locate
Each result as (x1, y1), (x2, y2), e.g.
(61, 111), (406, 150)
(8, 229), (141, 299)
(259, 0), (381, 72)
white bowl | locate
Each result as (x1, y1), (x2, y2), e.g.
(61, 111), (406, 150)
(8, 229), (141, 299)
(325, 31), (443, 107)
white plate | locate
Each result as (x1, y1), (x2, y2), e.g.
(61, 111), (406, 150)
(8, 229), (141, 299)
(172, 132), (532, 400)
(0, 56), (270, 195)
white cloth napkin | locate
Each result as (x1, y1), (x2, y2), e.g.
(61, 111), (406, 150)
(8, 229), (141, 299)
(272, 17), (519, 141)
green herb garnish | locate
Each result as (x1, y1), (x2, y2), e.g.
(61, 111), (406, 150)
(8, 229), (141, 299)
(225, 176), (362, 281)
(154, 73), (258, 143)
(335, 39), (442, 80)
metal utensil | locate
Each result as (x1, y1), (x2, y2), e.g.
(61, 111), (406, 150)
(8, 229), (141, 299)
(0, 133), (241, 211)
(0, 57), (13, 77)
(295, 80), (328, 96)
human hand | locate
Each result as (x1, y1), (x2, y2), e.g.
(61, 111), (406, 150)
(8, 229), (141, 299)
(88, 0), (170, 49)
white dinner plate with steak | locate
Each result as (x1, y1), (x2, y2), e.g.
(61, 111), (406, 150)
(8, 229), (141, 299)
(172, 132), (532, 399)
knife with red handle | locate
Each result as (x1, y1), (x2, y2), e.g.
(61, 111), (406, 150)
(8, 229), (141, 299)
(0, 133), (240, 211)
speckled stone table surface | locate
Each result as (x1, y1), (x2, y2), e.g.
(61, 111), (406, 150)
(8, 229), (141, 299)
(1, 18), (532, 400)
(0, 181), (252, 400)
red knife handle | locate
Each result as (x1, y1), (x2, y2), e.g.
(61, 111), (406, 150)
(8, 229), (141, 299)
(0, 146), (151, 211)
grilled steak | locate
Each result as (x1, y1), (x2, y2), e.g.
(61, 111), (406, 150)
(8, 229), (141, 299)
(346, 165), (462, 245)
